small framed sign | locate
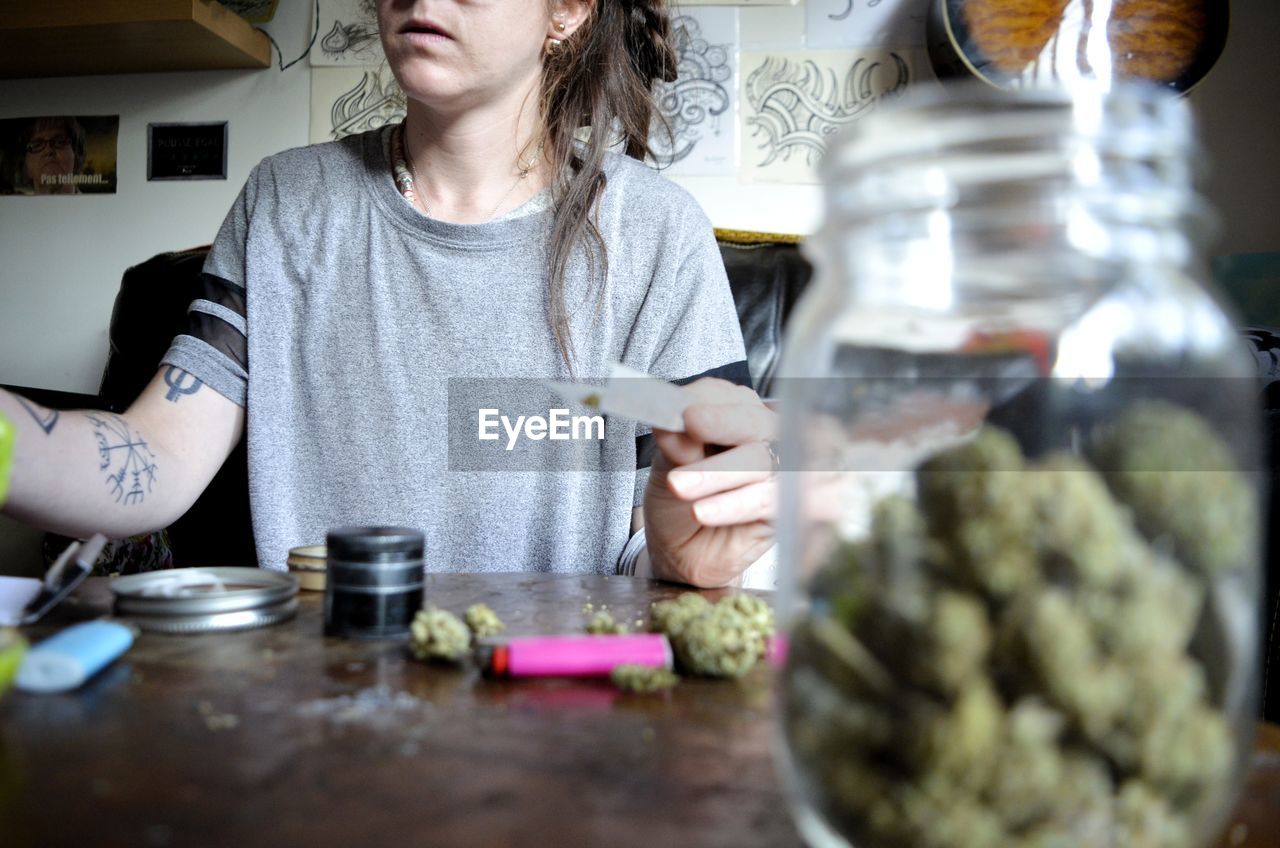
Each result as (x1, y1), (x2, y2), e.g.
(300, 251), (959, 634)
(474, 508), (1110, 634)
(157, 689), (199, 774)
(147, 122), (228, 181)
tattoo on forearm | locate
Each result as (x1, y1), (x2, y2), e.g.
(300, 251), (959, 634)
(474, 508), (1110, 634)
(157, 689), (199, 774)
(87, 413), (157, 505)
(15, 395), (59, 434)
(163, 366), (204, 403)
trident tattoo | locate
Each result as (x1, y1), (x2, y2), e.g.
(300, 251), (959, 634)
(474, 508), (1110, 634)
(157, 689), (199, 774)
(164, 366), (204, 403)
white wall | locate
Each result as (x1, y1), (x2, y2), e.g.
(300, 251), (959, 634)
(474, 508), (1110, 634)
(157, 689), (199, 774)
(0, 3), (315, 395)
(0, 6), (315, 573)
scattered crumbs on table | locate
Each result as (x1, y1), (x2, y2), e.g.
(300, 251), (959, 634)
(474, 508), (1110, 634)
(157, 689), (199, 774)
(585, 608), (629, 635)
(196, 701), (240, 732)
(204, 714), (240, 732)
(612, 664), (679, 693)
(295, 685), (427, 728)
(642, 727), (656, 743)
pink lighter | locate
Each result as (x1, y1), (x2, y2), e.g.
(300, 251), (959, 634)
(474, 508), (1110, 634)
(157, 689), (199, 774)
(479, 633), (673, 678)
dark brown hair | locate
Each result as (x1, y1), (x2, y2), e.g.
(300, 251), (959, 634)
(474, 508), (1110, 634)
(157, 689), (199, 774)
(540, 0), (677, 370)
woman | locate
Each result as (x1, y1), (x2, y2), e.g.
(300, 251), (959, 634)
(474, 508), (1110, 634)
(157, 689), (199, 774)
(0, 0), (776, 588)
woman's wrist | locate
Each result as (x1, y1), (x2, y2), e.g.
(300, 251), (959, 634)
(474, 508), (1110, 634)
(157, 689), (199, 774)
(616, 526), (649, 577)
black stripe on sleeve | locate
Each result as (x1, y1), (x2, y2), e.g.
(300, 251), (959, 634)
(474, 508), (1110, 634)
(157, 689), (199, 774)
(635, 359), (751, 469)
(672, 360), (752, 389)
(182, 272), (248, 372)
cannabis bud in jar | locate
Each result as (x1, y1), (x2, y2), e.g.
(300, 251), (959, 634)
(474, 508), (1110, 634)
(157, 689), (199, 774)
(773, 84), (1260, 848)
(783, 411), (1245, 848)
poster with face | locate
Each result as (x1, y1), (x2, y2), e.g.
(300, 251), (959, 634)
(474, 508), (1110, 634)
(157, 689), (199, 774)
(0, 115), (119, 196)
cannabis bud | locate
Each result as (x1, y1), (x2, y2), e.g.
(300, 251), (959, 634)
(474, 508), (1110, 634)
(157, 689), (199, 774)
(464, 603), (505, 638)
(611, 663), (680, 693)
(784, 404), (1246, 848)
(409, 607), (471, 662)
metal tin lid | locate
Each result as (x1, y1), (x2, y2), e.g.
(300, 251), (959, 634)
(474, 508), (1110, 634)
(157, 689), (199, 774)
(111, 567), (298, 619)
(127, 598), (299, 635)
(326, 527), (423, 561)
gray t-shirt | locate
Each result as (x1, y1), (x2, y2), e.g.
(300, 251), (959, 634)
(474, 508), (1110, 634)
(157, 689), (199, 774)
(162, 130), (747, 573)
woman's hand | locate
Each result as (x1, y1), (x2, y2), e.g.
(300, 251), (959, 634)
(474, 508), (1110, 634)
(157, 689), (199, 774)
(643, 378), (778, 588)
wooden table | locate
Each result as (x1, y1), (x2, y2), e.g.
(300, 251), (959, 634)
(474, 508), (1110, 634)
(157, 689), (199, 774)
(0, 573), (1276, 848)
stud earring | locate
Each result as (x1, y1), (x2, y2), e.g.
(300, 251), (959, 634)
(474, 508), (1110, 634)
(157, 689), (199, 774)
(555, 21), (566, 32)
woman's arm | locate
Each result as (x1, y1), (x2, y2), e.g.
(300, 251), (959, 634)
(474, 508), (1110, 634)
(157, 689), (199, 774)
(0, 366), (243, 539)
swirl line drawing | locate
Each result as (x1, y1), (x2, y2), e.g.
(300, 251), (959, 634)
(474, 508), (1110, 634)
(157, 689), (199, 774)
(744, 53), (910, 168)
(829, 0), (883, 20)
(650, 15), (733, 168)
(329, 71), (407, 140)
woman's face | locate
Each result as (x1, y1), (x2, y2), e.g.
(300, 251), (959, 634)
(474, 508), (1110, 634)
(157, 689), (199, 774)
(24, 123), (76, 193)
(377, 0), (562, 111)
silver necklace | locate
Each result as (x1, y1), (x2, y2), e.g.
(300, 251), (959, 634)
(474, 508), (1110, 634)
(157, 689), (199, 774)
(401, 132), (542, 222)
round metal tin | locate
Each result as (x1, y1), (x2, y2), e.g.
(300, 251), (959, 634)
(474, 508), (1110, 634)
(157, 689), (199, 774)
(287, 545), (326, 570)
(287, 545), (327, 592)
(111, 567), (298, 619)
(126, 598), (299, 635)
(291, 570), (326, 592)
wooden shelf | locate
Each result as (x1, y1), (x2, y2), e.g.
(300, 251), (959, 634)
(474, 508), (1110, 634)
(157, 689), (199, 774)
(0, 0), (272, 79)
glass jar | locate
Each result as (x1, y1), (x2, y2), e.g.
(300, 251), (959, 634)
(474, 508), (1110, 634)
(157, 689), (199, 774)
(774, 83), (1262, 848)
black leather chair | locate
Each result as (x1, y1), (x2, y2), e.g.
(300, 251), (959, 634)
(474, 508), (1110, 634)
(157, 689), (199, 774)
(718, 230), (813, 396)
(98, 246), (254, 571)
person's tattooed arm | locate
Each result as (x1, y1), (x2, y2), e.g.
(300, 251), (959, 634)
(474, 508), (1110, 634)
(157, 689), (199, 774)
(0, 366), (243, 539)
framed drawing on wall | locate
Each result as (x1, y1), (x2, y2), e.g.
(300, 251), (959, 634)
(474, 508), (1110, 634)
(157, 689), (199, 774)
(147, 122), (228, 181)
